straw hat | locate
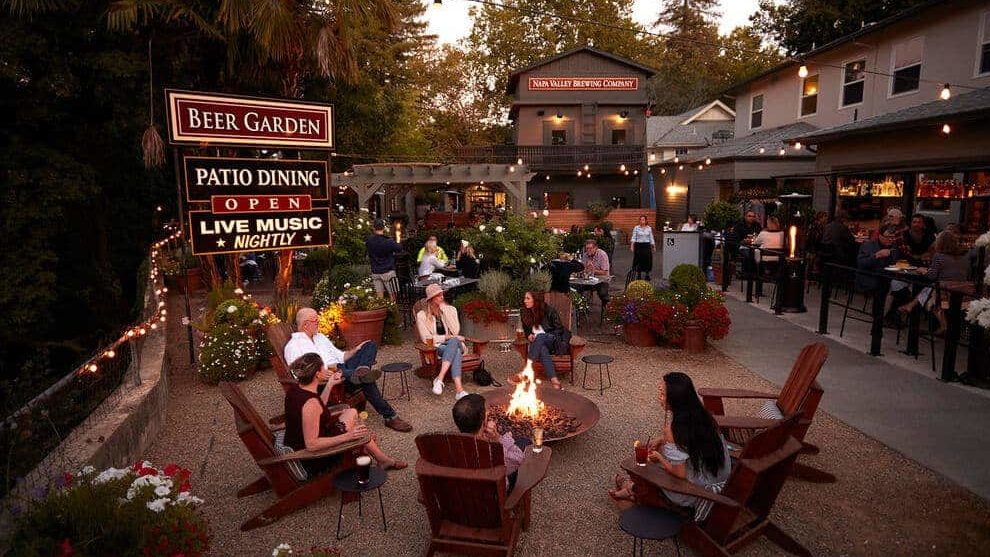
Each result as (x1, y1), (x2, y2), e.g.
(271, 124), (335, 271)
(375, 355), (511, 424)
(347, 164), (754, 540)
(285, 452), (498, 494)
(425, 283), (444, 301)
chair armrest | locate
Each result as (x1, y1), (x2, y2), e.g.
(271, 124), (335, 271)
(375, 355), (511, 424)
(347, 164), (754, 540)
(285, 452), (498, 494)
(327, 404), (350, 415)
(414, 343), (438, 355)
(620, 457), (738, 508)
(505, 446), (552, 510)
(569, 335), (587, 347)
(466, 337), (489, 354)
(715, 415), (779, 431)
(257, 433), (371, 465)
(698, 387), (779, 401)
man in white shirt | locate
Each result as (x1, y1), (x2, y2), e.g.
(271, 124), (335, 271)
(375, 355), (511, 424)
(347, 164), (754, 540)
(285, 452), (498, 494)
(285, 307), (413, 432)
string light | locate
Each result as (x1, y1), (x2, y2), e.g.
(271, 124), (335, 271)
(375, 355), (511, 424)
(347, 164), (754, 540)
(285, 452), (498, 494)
(940, 84), (951, 100)
(798, 64), (809, 78)
(779, 148), (786, 156)
(583, 164), (589, 171)
(620, 164), (626, 171)
(942, 123), (951, 134)
(794, 142), (802, 150)
(660, 168), (666, 174)
(705, 158), (711, 165)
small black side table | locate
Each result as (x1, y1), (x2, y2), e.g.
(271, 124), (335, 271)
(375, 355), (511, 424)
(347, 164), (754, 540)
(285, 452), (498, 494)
(581, 354), (614, 396)
(619, 505), (684, 556)
(380, 362), (412, 401)
(333, 466), (388, 540)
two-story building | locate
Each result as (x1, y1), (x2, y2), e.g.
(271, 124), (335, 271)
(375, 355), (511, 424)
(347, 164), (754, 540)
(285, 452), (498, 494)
(658, 0), (990, 234)
(458, 46), (656, 211)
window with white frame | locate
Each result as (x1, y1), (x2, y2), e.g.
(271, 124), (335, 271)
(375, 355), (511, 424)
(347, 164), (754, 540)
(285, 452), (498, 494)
(979, 11), (990, 75)
(750, 94), (763, 128)
(842, 60), (866, 106)
(891, 36), (923, 95)
(800, 74), (819, 116)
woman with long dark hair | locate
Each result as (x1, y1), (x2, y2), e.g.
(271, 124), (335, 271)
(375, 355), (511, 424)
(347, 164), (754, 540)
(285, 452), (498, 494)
(520, 291), (571, 390)
(608, 372), (731, 520)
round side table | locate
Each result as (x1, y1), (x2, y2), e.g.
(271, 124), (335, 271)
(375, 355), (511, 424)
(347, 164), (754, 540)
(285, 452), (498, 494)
(333, 466), (388, 540)
(581, 354), (614, 396)
(619, 505), (684, 556)
(380, 362), (412, 401)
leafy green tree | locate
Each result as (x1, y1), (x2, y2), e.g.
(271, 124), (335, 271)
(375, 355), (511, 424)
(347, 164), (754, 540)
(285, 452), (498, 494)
(750, 0), (929, 55)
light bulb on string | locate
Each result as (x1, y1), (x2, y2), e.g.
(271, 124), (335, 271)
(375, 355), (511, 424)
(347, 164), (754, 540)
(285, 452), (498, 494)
(940, 84), (951, 100)
(794, 142), (802, 150)
(705, 158), (711, 165)
(942, 123), (951, 134)
(798, 64), (809, 78)
(779, 148), (786, 156)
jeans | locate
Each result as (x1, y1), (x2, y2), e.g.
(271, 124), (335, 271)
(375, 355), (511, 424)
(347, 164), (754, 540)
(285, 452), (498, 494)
(341, 341), (396, 421)
(527, 333), (557, 379)
(437, 340), (463, 378)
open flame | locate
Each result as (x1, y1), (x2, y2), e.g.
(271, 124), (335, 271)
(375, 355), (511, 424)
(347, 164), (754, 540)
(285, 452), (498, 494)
(788, 225), (797, 259)
(506, 360), (544, 420)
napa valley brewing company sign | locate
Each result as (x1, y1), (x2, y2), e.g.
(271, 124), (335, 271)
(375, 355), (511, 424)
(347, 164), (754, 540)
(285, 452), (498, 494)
(166, 90), (335, 256)
(527, 76), (638, 91)
(165, 89), (333, 149)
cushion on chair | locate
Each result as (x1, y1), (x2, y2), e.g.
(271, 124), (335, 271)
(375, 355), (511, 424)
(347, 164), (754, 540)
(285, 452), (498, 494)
(273, 430), (308, 481)
(757, 400), (784, 420)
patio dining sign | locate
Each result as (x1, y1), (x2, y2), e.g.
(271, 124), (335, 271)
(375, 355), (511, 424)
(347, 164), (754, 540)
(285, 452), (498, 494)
(527, 76), (638, 91)
(165, 89), (333, 149)
(183, 157), (329, 202)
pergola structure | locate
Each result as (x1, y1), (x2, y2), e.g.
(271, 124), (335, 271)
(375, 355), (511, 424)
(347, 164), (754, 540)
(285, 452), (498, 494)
(332, 163), (535, 216)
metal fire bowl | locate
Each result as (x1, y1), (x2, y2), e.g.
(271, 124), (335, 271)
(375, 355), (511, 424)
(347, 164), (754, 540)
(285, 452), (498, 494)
(484, 386), (601, 443)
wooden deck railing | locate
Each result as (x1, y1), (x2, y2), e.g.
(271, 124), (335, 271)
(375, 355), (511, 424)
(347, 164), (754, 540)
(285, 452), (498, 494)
(455, 145), (645, 172)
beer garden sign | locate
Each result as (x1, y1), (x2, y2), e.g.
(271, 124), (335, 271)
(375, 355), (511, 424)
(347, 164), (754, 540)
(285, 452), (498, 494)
(165, 89), (334, 256)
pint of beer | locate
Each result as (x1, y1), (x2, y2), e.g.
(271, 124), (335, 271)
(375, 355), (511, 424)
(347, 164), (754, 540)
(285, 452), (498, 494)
(356, 455), (372, 485)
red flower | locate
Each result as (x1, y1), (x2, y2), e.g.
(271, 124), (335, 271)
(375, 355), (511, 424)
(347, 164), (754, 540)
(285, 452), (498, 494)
(62, 472), (73, 487)
(179, 481), (191, 493)
(59, 538), (74, 557)
(133, 461), (144, 471)
(163, 464), (180, 477)
(138, 467), (158, 477)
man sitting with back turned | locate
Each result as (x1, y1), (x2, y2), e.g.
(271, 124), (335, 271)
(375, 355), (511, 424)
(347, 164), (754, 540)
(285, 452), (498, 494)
(452, 394), (527, 490)
(285, 307), (413, 432)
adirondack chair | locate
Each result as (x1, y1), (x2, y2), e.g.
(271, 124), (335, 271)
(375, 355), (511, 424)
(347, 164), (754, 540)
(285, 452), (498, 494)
(415, 433), (552, 557)
(411, 299), (489, 380)
(219, 382), (370, 531)
(512, 291), (587, 383)
(698, 342), (833, 483)
(622, 414), (810, 557)
(266, 323), (366, 414)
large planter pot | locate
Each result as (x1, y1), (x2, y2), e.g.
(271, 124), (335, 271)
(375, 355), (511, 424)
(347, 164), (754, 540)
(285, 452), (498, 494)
(164, 268), (203, 294)
(461, 309), (513, 341)
(339, 308), (388, 349)
(683, 322), (706, 353)
(623, 322), (657, 347)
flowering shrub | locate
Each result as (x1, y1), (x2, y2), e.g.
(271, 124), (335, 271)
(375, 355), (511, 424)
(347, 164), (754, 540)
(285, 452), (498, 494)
(625, 280), (655, 299)
(966, 298), (990, 328)
(569, 290), (590, 316)
(692, 297), (731, 340)
(337, 279), (393, 314)
(311, 264), (372, 311)
(6, 462), (208, 556)
(212, 297), (260, 329)
(464, 297), (508, 325)
(316, 278), (399, 347)
(272, 543), (341, 557)
(198, 324), (260, 384)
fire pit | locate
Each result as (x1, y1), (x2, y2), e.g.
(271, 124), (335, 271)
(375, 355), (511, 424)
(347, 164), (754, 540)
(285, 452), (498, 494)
(484, 361), (600, 443)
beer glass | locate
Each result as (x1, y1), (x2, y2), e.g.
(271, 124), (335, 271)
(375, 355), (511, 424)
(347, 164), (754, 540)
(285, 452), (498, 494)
(356, 455), (372, 485)
(532, 427), (544, 453)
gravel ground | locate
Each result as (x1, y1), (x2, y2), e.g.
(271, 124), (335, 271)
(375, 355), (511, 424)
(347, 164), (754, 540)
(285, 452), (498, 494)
(147, 294), (990, 556)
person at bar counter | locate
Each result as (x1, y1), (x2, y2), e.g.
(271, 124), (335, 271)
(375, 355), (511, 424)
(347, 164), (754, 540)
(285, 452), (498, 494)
(898, 230), (968, 335)
(548, 252), (584, 294)
(365, 219), (403, 298)
(856, 224), (911, 319)
(455, 239), (480, 279)
(285, 308), (414, 433)
(899, 214), (936, 266)
(282, 353), (407, 478)
(452, 394), (527, 491)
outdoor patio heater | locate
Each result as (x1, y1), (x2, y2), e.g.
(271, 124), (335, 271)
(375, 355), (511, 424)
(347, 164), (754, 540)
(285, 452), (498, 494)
(774, 224), (807, 314)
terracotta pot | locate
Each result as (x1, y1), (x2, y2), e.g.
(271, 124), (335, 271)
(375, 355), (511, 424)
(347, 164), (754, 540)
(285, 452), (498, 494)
(623, 322), (657, 347)
(339, 308), (388, 349)
(684, 322), (705, 353)
(164, 267), (203, 294)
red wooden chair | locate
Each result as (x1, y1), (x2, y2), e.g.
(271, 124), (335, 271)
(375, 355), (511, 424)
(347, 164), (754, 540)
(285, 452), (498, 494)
(219, 382), (370, 531)
(512, 291), (587, 383)
(415, 432), (551, 557)
(623, 414), (810, 557)
(410, 299), (489, 380)
(698, 342), (833, 483)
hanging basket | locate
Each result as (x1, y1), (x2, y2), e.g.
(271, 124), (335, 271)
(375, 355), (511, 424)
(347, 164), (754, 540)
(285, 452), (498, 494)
(339, 308), (388, 349)
(623, 322), (657, 347)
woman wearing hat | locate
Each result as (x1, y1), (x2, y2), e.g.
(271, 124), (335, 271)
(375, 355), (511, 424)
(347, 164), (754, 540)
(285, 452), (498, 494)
(416, 284), (470, 400)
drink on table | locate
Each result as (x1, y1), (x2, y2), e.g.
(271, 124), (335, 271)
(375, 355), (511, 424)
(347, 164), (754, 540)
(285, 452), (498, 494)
(634, 440), (648, 466)
(532, 427), (544, 453)
(425, 337), (435, 349)
(356, 455), (372, 485)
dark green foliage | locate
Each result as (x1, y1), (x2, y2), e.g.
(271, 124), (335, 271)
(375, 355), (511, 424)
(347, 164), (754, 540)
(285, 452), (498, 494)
(703, 201), (741, 233)
(668, 264), (708, 309)
(301, 248), (332, 276)
(311, 265), (371, 311)
(586, 201), (613, 221)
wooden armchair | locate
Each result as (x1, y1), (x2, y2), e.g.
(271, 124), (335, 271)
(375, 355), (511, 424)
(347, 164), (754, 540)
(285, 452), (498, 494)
(415, 433), (551, 557)
(698, 342), (833, 483)
(623, 414), (810, 557)
(266, 323), (366, 413)
(410, 299), (489, 380)
(512, 291), (587, 383)
(219, 382), (370, 531)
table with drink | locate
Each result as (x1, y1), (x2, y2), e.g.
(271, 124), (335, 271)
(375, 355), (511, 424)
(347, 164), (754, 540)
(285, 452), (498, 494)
(333, 454), (389, 539)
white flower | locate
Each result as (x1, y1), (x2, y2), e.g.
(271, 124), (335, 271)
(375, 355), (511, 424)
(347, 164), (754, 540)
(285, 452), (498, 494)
(976, 231), (990, 247)
(343, 283), (351, 288)
(479, 224), (486, 231)
(146, 497), (170, 513)
(273, 543), (293, 556)
(154, 485), (170, 497)
(80, 465), (95, 476)
(495, 226), (504, 233)
(93, 467), (129, 484)
(234, 288), (244, 295)
(227, 305), (237, 314)
(529, 257), (536, 264)
(176, 491), (204, 505)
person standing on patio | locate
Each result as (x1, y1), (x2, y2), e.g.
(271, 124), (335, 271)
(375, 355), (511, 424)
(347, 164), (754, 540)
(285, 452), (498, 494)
(521, 291), (570, 390)
(285, 308), (413, 433)
(630, 215), (656, 281)
(416, 284), (470, 401)
(365, 219), (403, 298)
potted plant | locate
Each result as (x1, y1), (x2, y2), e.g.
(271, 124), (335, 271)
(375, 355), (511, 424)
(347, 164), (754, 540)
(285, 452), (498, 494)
(162, 248), (203, 293)
(453, 291), (509, 340)
(319, 278), (394, 348)
(606, 281), (671, 347)
(703, 200), (741, 234)
(661, 265), (731, 351)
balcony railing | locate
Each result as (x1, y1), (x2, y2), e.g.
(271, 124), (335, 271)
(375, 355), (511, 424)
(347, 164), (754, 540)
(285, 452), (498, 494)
(455, 144), (645, 173)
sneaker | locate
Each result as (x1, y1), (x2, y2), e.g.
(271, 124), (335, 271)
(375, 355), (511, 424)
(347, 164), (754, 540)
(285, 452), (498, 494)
(432, 378), (444, 395)
(455, 390), (469, 401)
(384, 416), (413, 433)
(349, 366), (381, 385)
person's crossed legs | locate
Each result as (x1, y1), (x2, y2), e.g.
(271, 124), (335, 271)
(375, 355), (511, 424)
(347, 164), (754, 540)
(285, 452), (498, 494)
(339, 341), (412, 432)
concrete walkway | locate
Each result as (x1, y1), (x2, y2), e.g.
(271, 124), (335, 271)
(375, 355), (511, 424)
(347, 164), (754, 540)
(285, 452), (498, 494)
(714, 296), (990, 501)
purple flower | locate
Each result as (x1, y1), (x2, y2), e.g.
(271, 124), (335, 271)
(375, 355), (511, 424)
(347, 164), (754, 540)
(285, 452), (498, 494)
(32, 485), (47, 499)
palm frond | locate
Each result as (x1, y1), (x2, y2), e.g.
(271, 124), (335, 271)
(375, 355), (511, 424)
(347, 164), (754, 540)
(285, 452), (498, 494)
(3, 0), (66, 16)
(247, 0), (303, 63)
(316, 21), (358, 82)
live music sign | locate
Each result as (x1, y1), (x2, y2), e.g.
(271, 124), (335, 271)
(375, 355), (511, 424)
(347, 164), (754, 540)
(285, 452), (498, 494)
(166, 89), (334, 149)
(528, 77), (638, 91)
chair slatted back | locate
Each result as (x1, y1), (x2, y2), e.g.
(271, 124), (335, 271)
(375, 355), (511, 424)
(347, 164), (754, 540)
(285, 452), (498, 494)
(220, 382), (300, 496)
(266, 323), (295, 389)
(544, 291), (573, 331)
(415, 433), (508, 532)
(412, 299), (430, 343)
(704, 414), (803, 542)
(776, 343), (828, 416)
